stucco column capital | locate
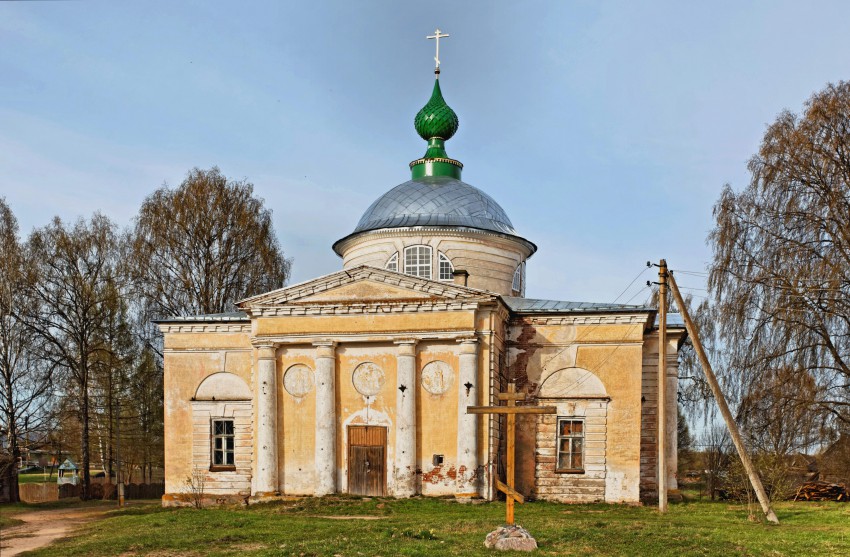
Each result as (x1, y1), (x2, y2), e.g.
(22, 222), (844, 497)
(253, 341), (278, 360)
(458, 337), (479, 355)
(394, 338), (418, 357)
(312, 340), (336, 359)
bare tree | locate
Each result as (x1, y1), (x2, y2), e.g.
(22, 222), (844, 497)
(700, 425), (731, 500)
(0, 199), (54, 502)
(26, 214), (122, 499)
(129, 167), (291, 325)
(708, 81), (850, 433)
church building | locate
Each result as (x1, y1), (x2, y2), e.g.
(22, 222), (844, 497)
(157, 58), (685, 506)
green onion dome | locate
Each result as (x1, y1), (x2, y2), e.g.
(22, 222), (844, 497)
(414, 79), (459, 141)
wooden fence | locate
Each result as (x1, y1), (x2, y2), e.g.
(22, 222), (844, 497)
(19, 482), (164, 503)
(19, 482), (59, 502)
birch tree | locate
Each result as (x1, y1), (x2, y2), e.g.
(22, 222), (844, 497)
(0, 199), (54, 502)
(708, 81), (850, 435)
(27, 214), (122, 499)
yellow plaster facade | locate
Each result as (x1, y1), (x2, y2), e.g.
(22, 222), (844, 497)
(159, 265), (684, 506)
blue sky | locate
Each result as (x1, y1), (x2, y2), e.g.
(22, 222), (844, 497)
(2, 1), (849, 304)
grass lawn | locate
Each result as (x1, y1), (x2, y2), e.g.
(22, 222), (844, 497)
(4, 495), (847, 557)
(17, 471), (57, 484)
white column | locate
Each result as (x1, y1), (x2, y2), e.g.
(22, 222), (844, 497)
(393, 340), (418, 497)
(456, 338), (479, 497)
(666, 341), (679, 490)
(314, 341), (337, 496)
(255, 343), (278, 496)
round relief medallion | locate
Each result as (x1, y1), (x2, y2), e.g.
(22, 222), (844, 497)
(352, 362), (385, 396)
(283, 364), (314, 397)
(421, 361), (454, 395)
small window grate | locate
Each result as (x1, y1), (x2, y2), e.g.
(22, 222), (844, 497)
(211, 419), (235, 468)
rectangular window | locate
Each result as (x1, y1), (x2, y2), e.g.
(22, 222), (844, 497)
(556, 418), (584, 473)
(403, 245), (432, 279)
(211, 419), (235, 470)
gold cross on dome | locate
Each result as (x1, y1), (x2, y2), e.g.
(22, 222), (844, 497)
(427, 28), (450, 70)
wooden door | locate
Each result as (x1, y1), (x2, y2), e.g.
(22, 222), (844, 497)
(348, 426), (387, 496)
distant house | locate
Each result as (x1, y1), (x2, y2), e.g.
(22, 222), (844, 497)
(820, 434), (850, 484)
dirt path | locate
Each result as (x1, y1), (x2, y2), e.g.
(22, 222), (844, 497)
(0, 503), (117, 556)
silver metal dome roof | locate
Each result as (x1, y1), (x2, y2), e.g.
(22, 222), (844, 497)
(352, 176), (517, 235)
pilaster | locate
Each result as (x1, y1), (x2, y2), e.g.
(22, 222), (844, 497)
(393, 339), (418, 497)
(314, 341), (337, 496)
(456, 337), (479, 497)
(254, 342), (279, 496)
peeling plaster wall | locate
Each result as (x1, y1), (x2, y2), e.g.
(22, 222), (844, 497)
(161, 281), (503, 503)
(161, 332), (253, 496)
(278, 346), (318, 495)
(639, 333), (683, 500)
(417, 344), (461, 495)
(507, 316), (646, 503)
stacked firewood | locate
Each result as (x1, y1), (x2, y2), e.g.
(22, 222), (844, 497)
(793, 481), (847, 502)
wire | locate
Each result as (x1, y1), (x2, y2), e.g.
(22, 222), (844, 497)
(612, 266), (650, 304)
(623, 285), (651, 305)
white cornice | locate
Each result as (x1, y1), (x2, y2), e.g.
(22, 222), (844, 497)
(509, 313), (650, 326)
(158, 324), (251, 334)
(251, 300), (484, 317)
(252, 330), (481, 346)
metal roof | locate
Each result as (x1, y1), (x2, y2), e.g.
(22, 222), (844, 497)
(153, 311), (249, 324)
(655, 313), (686, 328)
(352, 176), (518, 236)
(503, 297), (652, 314)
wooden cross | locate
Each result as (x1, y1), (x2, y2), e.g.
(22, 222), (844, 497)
(426, 28), (450, 70)
(468, 382), (557, 525)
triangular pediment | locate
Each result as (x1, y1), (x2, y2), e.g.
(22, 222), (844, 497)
(295, 279), (435, 303)
(237, 265), (495, 309)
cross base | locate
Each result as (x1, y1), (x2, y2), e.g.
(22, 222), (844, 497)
(484, 524), (538, 552)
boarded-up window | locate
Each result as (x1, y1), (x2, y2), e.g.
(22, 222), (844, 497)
(556, 418), (584, 473)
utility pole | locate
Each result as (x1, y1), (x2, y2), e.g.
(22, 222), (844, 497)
(667, 270), (779, 524)
(657, 260), (668, 513)
(116, 365), (124, 507)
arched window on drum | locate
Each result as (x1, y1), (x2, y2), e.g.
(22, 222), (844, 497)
(512, 261), (526, 297)
(385, 252), (399, 272)
(403, 245), (432, 279)
(438, 252), (454, 281)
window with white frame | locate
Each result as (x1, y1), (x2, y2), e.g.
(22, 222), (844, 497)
(556, 418), (584, 473)
(211, 418), (235, 469)
(512, 261), (526, 296)
(385, 252), (399, 272)
(438, 252), (454, 281)
(403, 245), (432, 279)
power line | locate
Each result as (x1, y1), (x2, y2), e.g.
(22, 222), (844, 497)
(612, 266), (650, 304)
